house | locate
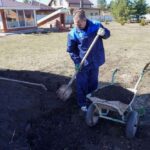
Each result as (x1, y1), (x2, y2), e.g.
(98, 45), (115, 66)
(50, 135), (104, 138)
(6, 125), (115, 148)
(48, 0), (100, 17)
(37, 8), (68, 32)
(0, 0), (39, 32)
(48, 0), (113, 24)
(31, 0), (56, 21)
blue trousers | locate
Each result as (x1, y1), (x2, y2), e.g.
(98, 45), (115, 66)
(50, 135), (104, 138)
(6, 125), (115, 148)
(76, 65), (99, 107)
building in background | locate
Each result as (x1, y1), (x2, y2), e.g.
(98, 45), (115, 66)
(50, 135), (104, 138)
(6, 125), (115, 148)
(48, 0), (100, 16)
(48, 0), (100, 24)
(0, 0), (39, 32)
(89, 0), (97, 7)
(31, 0), (56, 20)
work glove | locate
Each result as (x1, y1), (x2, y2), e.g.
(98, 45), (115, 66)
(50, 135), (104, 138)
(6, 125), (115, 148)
(97, 27), (105, 36)
(75, 64), (81, 72)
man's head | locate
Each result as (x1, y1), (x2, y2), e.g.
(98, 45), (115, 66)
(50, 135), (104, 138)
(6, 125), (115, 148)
(73, 9), (87, 29)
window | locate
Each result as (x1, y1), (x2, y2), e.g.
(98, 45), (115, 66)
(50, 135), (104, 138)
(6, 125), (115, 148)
(18, 10), (25, 27)
(5, 9), (35, 29)
(60, 0), (63, 5)
(0, 14), (3, 30)
(5, 10), (19, 28)
(24, 10), (35, 27)
(54, 0), (56, 5)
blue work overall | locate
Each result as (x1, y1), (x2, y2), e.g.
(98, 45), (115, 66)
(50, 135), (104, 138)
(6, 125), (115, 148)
(67, 19), (110, 107)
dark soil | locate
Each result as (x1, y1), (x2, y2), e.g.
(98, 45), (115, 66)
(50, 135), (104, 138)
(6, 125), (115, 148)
(0, 69), (150, 150)
(93, 85), (134, 104)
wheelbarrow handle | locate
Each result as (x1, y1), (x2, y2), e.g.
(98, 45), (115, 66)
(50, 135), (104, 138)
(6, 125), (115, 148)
(111, 68), (120, 84)
(79, 34), (100, 69)
(143, 62), (150, 73)
(133, 62), (150, 91)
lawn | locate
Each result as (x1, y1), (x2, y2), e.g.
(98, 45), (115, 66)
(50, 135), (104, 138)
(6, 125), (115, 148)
(0, 22), (149, 87)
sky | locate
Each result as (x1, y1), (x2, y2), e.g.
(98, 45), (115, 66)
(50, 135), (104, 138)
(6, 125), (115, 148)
(18, 0), (150, 6)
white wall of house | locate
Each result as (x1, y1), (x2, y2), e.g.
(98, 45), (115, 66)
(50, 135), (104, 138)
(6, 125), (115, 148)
(0, 0), (2, 6)
(51, 0), (69, 8)
(85, 9), (100, 16)
(0, 13), (3, 30)
(69, 4), (91, 8)
(89, 0), (97, 7)
(63, 0), (69, 8)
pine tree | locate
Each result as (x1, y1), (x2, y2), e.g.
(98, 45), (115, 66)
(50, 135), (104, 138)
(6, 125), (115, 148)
(133, 0), (147, 15)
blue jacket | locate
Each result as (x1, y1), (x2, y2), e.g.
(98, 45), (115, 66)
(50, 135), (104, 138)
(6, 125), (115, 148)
(67, 19), (110, 68)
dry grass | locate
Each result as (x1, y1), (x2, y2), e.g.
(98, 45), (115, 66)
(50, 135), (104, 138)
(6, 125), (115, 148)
(0, 33), (71, 73)
(0, 22), (150, 93)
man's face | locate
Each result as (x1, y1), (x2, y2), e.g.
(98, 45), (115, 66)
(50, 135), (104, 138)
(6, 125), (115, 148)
(73, 19), (86, 29)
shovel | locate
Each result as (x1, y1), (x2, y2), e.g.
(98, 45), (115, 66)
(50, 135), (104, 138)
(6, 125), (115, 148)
(57, 33), (100, 101)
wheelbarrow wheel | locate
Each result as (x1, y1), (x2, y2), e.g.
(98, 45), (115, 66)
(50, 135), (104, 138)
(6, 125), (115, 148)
(86, 103), (99, 127)
(126, 111), (139, 139)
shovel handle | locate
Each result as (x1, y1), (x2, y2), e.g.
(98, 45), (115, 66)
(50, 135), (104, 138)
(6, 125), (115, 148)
(66, 72), (77, 88)
(67, 34), (100, 87)
(143, 62), (150, 73)
(80, 34), (100, 68)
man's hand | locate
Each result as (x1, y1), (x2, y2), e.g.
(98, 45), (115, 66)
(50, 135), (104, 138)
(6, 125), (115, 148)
(75, 64), (80, 72)
(97, 28), (105, 36)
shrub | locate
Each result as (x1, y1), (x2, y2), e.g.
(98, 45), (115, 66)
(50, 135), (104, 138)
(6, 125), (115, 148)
(140, 19), (148, 26)
(119, 17), (126, 25)
(140, 19), (145, 26)
(105, 20), (109, 25)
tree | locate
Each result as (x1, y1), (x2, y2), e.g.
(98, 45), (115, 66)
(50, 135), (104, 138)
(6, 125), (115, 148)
(133, 0), (148, 15)
(97, 0), (107, 11)
(110, 0), (130, 21)
(147, 6), (150, 13)
(23, 0), (30, 3)
(110, 0), (149, 22)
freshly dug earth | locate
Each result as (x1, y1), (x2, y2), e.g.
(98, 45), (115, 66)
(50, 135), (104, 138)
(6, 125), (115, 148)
(0, 70), (150, 150)
(93, 85), (134, 104)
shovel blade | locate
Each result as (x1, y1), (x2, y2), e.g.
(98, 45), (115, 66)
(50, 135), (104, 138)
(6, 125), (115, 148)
(57, 84), (72, 101)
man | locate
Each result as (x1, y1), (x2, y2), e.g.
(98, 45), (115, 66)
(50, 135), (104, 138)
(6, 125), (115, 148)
(67, 9), (110, 112)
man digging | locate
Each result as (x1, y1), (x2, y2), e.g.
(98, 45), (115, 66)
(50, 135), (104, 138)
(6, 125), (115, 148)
(67, 9), (110, 113)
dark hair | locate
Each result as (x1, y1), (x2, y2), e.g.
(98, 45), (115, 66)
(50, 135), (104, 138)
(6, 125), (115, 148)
(73, 9), (86, 21)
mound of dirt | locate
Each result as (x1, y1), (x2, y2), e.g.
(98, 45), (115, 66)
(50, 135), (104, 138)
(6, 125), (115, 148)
(0, 70), (150, 150)
(93, 85), (134, 104)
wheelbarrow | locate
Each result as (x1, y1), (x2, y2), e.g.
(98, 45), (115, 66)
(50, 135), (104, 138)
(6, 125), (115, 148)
(85, 62), (150, 139)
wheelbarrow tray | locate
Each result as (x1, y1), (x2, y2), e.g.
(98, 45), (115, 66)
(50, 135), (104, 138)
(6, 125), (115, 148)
(88, 97), (129, 116)
(88, 85), (135, 115)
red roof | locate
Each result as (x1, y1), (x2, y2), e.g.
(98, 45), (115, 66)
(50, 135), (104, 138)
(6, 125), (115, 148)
(0, 0), (39, 10)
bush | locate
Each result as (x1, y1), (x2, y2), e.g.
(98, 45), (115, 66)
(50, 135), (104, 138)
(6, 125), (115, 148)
(119, 17), (126, 25)
(105, 20), (109, 25)
(140, 19), (148, 26)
